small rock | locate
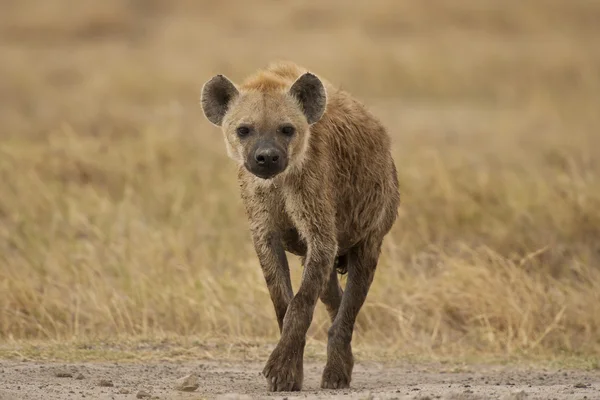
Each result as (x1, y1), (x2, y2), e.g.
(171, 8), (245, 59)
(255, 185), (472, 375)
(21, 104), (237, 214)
(99, 379), (114, 387)
(55, 370), (73, 378)
(75, 373), (85, 380)
(136, 390), (151, 398)
(175, 374), (199, 392)
(119, 388), (130, 394)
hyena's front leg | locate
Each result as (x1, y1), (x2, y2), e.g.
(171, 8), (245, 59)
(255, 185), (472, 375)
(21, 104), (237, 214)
(242, 183), (294, 334)
(262, 231), (337, 392)
(252, 232), (294, 333)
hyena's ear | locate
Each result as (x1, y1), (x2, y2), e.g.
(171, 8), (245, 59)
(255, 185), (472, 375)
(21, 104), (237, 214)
(289, 72), (327, 124)
(200, 74), (239, 126)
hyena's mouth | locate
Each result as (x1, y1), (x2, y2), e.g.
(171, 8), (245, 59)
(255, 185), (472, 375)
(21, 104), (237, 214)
(245, 162), (287, 180)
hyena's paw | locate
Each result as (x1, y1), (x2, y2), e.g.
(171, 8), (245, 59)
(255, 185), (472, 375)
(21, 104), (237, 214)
(262, 342), (304, 392)
(321, 344), (353, 389)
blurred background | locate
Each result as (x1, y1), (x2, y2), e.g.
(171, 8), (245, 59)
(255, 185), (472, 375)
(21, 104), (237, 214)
(1, 0), (599, 361)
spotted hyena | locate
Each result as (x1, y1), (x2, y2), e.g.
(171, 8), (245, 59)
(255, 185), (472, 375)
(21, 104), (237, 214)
(200, 61), (400, 391)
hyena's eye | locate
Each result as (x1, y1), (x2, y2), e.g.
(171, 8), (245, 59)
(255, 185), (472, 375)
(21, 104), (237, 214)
(236, 126), (250, 137)
(280, 125), (295, 136)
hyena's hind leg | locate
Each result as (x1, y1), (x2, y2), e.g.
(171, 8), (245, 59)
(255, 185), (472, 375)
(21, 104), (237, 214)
(319, 255), (346, 322)
(321, 240), (381, 389)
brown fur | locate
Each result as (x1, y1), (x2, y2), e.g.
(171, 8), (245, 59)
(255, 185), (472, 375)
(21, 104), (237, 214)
(200, 61), (400, 392)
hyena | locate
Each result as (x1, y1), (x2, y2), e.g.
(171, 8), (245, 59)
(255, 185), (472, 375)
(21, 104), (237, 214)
(200, 61), (400, 392)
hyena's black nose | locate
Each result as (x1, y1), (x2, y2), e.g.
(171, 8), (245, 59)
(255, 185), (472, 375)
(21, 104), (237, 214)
(248, 144), (286, 179)
(255, 147), (280, 166)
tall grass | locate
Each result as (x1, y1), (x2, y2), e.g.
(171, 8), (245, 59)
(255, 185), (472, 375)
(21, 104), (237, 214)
(1, 0), (599, 359)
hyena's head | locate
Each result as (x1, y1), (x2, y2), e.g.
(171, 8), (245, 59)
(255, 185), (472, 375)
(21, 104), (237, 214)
(200, 72), (326, 180)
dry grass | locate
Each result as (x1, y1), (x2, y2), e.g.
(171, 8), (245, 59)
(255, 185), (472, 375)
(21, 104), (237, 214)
(1, 0), (600, 363)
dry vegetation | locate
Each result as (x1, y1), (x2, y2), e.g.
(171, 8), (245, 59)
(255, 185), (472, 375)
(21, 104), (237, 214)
(1, 0), (600, 364)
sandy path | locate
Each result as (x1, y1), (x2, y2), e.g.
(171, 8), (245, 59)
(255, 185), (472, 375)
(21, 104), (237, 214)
(0, 360), (598, 400)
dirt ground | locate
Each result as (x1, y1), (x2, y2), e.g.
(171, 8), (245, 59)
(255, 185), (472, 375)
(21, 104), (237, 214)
(0, 360), (598, 400)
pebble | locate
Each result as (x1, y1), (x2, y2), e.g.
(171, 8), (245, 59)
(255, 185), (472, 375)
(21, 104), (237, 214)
(175, 374), (199, 392)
